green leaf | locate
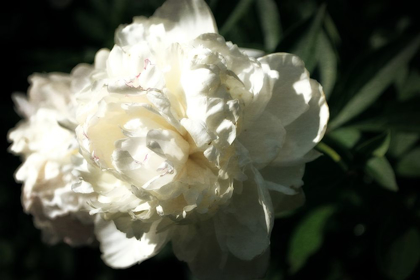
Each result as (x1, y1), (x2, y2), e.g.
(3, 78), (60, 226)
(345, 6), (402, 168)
(383, 228), (420, 280)
(355, 131), (391, 158)
(394, 65), (409, 94)
(323, 12), (341, 46)
(276, 5), (326, 72)
(257, 0), (282, 52)
(348, 98), (420, 133)
(389, 132), (419, 158)
(365, 157), (398, 191)
(288, 205), (335, 274)
(327, 127), (361, 149)
(318, 31), (337, 99)
(329, 35), (420, 130)
(398, 69), (420, 101)
(219, 0), (255, 36)
(396, 148), (420, 178)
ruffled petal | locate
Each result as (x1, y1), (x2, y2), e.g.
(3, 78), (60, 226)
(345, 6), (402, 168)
(270, 188), (305, 215)
(258, 53), (313, 127)
(260, 164), (305, 189)
(94, 216), (169, 269)
(260, 164), (307, 214)
(238, 111), (286, 169)
(272, 79), (329, 166)
(153, 0), (217, 43)
(172, 220), (270, 280)
(213, 167), (272, 261)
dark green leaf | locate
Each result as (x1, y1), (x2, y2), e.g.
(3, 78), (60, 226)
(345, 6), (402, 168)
(396, 148), (420, 178)
(397, 69), (420, 101)
(365, 157), (398, 191)
(275, 5), (326, 72)
(348, 98), (420, 133)
(323, 12), (341, 47)
(219, 0), (255, 36)
(257, 0), (282, 52)
(318, 31), (337, 99)
(389, 132), (419, 158)
(355, 131), (391, 158)
(394, 65), (409, 94)
(383, 228), (420, 280)
(327, 127), (361, 149)
(329, 35), (420, 130)
(288, 205), (335, 274)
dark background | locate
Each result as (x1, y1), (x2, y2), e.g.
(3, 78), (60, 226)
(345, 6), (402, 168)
(2, 0), (420, 279)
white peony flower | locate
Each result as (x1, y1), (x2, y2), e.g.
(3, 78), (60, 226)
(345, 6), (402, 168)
(9, 66), (96, 246)
(72, 0), (329, 279)
(3, 0), (328, 278)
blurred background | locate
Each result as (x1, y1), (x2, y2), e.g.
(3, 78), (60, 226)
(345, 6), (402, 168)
(1, 0), (420, 279)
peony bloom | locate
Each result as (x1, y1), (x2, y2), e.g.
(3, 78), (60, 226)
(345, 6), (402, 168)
(72, 0), (328, 279)
(9, 0), (329, 278)
(8, 66), (96, 246)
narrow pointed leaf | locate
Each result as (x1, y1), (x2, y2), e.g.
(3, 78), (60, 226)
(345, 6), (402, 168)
(389, 132), (419, 158)
(328, 127), (361, 149)
(396, 148), (420, 178)
(383, 228), (420, 280)
(318, 31), (338, 98)
(288, 205), (335, 274)
(257, 0), (282, 52)
(365, 156), (398, 191)
(219, 0), (255, 36)
(275, 5), (326, 72)
(348, 98), (420, 132)
(323, 12), (341, 46)
(329, 35), (420, 129)
(397, 69), (420, 101)
(355, 131), (391, 158)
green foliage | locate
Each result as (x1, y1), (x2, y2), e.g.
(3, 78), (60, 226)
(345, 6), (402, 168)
(365, 156), (398, 191)
(397, 148), (420, 178)
(329, 35), (420, 130)
(219, 0), (255, 36)
(355, 131), (391, 158)
(256, 0), (282, 52)
(382, 228), (420, 280)
(275, 5), (326, 72)
(287, 205), (335, 274)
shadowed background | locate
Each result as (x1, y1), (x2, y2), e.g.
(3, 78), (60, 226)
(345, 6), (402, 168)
(1, 0), (420, 279)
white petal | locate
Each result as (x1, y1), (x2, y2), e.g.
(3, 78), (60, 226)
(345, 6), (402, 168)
(94, 48), (110, 70)
(260, 164), (305, 189)
(270, 188), (305, 214)
(153, 0), (217, 43)
(258, 53), (312, 127)
(265, 181), (298, 195)
(239, 47), (265, 58)
(12, 93), (34, 118)
(172, 220), (270, 280)
(180, 118), (216, 149)
(94, 216), (169, 269)
(272, 79), (329, 166)
(214, 167), (273, 260)
(238, 111), (286, 169)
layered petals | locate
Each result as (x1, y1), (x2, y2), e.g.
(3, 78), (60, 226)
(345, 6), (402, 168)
(94, 217), (170, 268)
(9, 0), (330, 279)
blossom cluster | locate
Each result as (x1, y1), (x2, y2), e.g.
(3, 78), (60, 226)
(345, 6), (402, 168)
(8, 0), (328, 279)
